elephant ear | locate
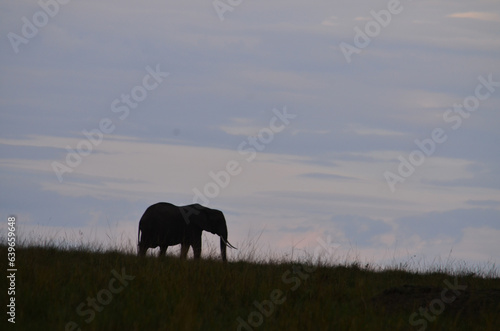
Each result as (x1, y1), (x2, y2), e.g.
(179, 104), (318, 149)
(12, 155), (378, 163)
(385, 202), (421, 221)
(192, 208), (218, 234)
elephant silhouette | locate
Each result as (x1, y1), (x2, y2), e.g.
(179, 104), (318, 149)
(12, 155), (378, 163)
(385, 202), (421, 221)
(138, 202), (236, 261)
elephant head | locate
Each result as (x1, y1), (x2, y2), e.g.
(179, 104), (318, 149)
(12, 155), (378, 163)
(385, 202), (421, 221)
(186, 204), (237, 261)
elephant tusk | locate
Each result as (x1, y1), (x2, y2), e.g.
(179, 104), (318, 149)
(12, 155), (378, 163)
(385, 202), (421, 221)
(221, 237), (238, 250)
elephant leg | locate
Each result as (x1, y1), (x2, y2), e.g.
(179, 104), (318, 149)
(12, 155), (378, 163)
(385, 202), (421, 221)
(159, 245), (167, 257)
(138, 244), (148, 257)
(180, 243), (189, 259)
(192, 237), (202, 260)
(193, 243), (201, 259)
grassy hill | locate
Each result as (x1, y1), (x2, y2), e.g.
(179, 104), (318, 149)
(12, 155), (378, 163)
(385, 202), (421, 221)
(3, 244), (500, 330)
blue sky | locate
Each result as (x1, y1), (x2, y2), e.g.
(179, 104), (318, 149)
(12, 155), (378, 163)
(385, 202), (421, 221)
(1, 0), (499, 268)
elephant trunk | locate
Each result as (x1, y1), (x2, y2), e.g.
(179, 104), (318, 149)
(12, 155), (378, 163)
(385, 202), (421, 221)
(218, 222), (228, 262)
(219, 232), (237, 262)
(220, 237), (227, 262)
(216, 216), (236, 262)
(219, 224), (237, 262)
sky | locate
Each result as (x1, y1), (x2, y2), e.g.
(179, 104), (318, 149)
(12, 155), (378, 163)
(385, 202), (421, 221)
(1, 0), (499, 270)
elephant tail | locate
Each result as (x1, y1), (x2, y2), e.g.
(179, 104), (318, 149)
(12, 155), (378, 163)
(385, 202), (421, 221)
(137, 223), (141, 247)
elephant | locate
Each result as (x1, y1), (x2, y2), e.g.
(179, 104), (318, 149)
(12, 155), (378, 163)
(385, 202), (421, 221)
(137, 202), (237, 261)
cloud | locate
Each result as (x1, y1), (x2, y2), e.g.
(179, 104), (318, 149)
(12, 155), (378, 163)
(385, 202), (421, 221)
(453, 227), (500, 261)
(219, 118), (264, 136)
(321, 16), (339, 26)
(346, 124), (407, 137)
(330, 215), (393, 247)
(422, 162), (500, 189)
(396, 208), (500, 241)
(299, 172), (357, 181)
(447, 12), (500, 22)
(466, 200), (500, 208)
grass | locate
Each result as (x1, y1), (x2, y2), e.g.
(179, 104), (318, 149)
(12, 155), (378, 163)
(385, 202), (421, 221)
(2, 241), (500, 331)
